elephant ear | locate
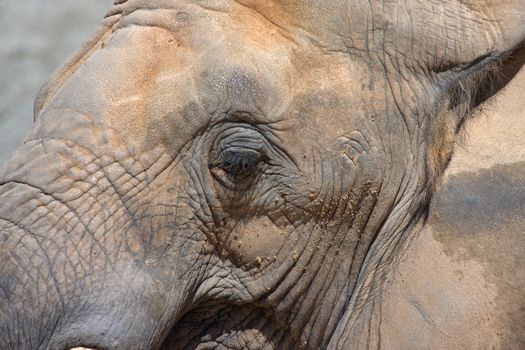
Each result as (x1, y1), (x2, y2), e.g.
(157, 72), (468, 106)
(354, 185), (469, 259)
(423, 1), (525, 189)
(425, 47), (525, 190)
(33, 9), (121, 121)
(329, 2), (525, 347)
(438, 0), (525, 108)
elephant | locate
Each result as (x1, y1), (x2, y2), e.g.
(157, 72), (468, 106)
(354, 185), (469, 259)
(0, 0), (524, 349)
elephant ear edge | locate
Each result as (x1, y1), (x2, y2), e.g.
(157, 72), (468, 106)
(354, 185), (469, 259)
(33, 13), (121, 121)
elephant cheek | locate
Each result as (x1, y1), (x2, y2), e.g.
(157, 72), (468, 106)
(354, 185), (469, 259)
(228, 216), (287, 268)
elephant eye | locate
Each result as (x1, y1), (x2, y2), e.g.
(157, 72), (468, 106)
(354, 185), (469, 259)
(208, 123), (270, 188)
(209, 145), (265, 190)
(217, 148), (262, 178)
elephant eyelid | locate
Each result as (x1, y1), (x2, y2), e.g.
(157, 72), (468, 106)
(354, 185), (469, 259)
(217, 147), (263, 177)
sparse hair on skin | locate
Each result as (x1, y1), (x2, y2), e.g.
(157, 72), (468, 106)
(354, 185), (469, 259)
(425, 57), (504, 194)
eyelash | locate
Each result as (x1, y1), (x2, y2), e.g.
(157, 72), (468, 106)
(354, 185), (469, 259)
(218, 148), (263, 178)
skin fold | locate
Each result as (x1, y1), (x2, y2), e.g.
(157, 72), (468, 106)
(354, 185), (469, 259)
(0, 0), (523, 349)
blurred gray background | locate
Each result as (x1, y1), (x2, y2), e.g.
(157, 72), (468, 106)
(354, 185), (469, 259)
(0, 0), (110, 166)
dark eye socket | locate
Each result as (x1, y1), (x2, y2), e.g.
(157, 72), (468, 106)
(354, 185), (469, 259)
(218, 148), (262, 178)
(208, 123), (269, 188)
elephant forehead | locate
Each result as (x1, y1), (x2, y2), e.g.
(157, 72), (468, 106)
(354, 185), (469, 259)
(109, 0), (353, 53)
(111, 0), (345, 26)
(43, 7), (373, 157)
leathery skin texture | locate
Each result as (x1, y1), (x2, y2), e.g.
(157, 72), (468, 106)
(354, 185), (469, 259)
(0, 0), (524, 349)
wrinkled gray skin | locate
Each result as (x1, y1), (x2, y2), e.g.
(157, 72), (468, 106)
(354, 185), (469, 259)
(0, 1), (524, 349)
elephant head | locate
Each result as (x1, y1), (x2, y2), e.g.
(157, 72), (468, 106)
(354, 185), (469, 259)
(1, 0), (524, 349)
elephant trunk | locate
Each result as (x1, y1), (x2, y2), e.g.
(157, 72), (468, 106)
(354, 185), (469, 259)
(0, 125), (201, 349)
